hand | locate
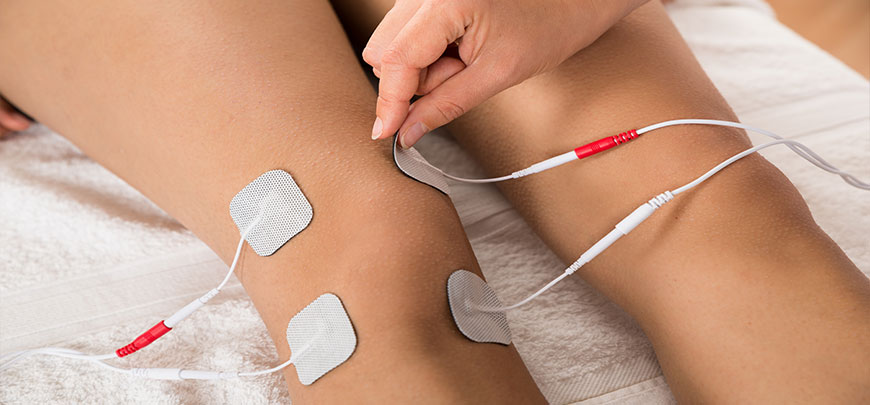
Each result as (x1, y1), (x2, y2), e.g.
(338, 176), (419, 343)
(0, 97), (31, 138)
(365, 0), (648, 148)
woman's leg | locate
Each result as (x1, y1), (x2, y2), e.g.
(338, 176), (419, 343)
(335, 1), (870, 402)
(0, 0), (546, 403)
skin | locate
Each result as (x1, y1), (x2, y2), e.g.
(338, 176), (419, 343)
(0, 0), (544, 403)
(1, 0), (868, 403)
(338, 0), (870, 403)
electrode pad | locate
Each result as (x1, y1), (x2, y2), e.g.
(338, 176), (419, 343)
(286, 293), (357, 385)
(446, 270), (512, 345)
(393, 135), (450, 195)
(229, 170), (313, 256)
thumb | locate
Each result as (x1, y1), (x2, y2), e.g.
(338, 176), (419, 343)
(397, 61), (510, 148)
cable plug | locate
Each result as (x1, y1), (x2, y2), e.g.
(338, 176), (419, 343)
(512, 151), (578, 179)
(565, 191), (674, 275)
(200, 288), (220, 303)
(164, 288), (219, 329)
(115, 321), (172, 357)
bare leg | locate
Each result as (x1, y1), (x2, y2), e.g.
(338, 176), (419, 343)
(0, 0), (546, 403)
(335, 1), (870, 402)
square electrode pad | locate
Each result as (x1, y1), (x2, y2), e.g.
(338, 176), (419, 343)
(229, 170), (313, 257)
(447, 270), (512, 345)
(286, 293), (357, 385)
(393, 135), (450, 195)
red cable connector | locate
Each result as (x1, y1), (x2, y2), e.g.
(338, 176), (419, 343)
(116, 321), (172, 357)
(510, 129), (643, 179)
(574, 129), (640, 160)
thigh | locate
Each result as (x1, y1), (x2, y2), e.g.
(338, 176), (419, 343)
(335, 1), (870, 402)
(0, 1), (545, 403)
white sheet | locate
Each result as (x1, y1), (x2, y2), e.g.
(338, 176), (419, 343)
(2, 1), (868, 403)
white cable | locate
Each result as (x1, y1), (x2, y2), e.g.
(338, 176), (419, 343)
(0, 348), (129, 374)
(0, 200), (270, 369)
(474, 193), (671, 313)
(216, 189), (277, 292)
(424, 119), (869, 190)
(164, 208), (264, 328)
(219, 211), (264, 292)
(0, 312), (313, 381)
(472, 272), (569, 312)
(475, 134), (857, 312)
(218, 228), (252, 291)
(1, 342), (311, 381)
(673, 139), (798, 195)
(637, 119), (869, 190)
(0, 204), (301, 379)
(414, 157), (512, 183)
(437, 169), (514, 183)
(0, 347), (117, 372)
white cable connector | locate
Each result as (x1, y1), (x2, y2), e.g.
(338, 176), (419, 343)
(511, 151), (578, 179)
(164, 288), (220, 328)
(477, 191), (675, 313)
(565, 191), (674, 275)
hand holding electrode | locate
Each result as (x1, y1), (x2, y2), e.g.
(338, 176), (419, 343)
(365, 0), (649, 148)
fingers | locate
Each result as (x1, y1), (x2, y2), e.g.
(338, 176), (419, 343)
(362, 2), (418, 72)
(416, 56), (465, 95)
(371, 6), (467, 140)
(0, 98), (31, 137)
(397, 61), (509, 148)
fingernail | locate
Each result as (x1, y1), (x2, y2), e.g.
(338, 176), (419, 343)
(399, 122), (428, 149)
(371, 117), (383, 140)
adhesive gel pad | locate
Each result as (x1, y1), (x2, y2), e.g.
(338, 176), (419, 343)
(393, 135), (450, 195)
(446, 270), (512, 345)
(229, 170), (313, 257)
(286, 293), (357, 385)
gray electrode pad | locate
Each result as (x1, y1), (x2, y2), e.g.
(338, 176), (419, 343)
(286, 293), (357, 385)
(446, 270), (512, 345)
(229, 170), (313, 257)
(392, 135), (450, 195)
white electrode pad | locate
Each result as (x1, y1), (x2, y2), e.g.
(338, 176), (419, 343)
(229, 170), (313, 257)
(286, 293), (357, 385)
(446, 270), (512, 345)
(393, 135), (450, 195)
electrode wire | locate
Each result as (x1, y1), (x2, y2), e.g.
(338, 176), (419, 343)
(0, 343), (311, 377)
(1, 199), (270, 370)
(0, 348), (127, 373)
(237, 340), (312, 377)
(421, 119), (869, 190)
(673, 138), (799, 195)
(471, 272), (569, 312)
(1, 338), (313, 380)
(639, 119), (868, 190)
(217, 213), (263, 291)
(473, 137), (850, 313)
(438, 170), (513, 183)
